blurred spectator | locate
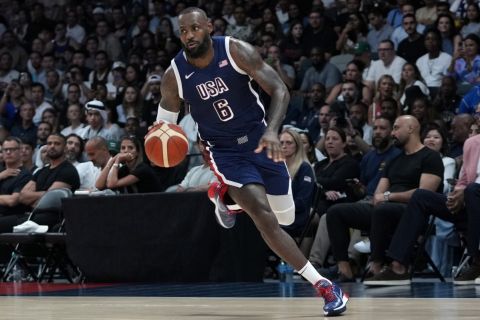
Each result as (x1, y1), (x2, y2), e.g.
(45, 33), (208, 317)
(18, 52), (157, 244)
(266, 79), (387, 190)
(33, 121), (52, 167)
(327, 60), (372, 105)
(61, 103), (85, 137)
(65, 133), (98, 191)
(0, 52), (20, 91)
(285, 83), (325, 131)
(300, 47), (342, 93)
(24, 3), (55, 44)
(407, 96), (436, 132)
(460, 3), (480, 38)
(141, 74), (161, 126)
(0, 30), (28, 71)
(166, 139), (216, 193)
(81, 99), (117, 141)
(397, 14), (427, 64)
(435, 14), (462, 56)
(95, 19), (123, 61)
(312, 104), (332, 147)
(104, 104), (125, 141)
(41, 108), (60, 134)
(11, 8), (30, 47)
(432, 75), (461, 124)
(279, 20), (307, 66)
(84, 136), (112, 172)
(448, 33), (480, 92)
(27, 51), (44, 83)
(279, 128), (316, 236)
(149, 0), (174, 35)
(448, 114), (475, 163)
(10, 102), (37, 143)
(116, 85), (143, 127)
(84, 36), (99, 70)
(416, 0), (438, 26)
(348, 101), (373, 147)
(20, 138), (36, 173)
(96, 135), (160, 193)
(416, 29), (452, 95)
(368, 74), (397, 125)
(380, 97), (400, 124)
(390, 3), (425, 49)
(155, 18), (181, 58)
(366, 8), (394, 59)
(0, 80), (27, 128)
(365, 40), (406, 88)
(0, 136), (32, 233)
(37, 53), (63, 89)
(398, 63), (430, 107)
(386, 0), (405, 28)
(44, 70), (62, 107)
(88, 50), (114, 88)
(31, 82), (54, 126)
(127, 13), (150, 44)
(212, 17), (228, 37)
(303, 9), (337, 56)
(336, 12), (368, 54)
(65, 9), (86, 45)
(225, 6), (254, 43)
(111, 5), (129, 44)
(265, 44), (295, 89)
(124, 63), (144, 89)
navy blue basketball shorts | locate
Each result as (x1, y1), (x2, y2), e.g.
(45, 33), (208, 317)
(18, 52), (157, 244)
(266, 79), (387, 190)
(207, 146), (291, 196)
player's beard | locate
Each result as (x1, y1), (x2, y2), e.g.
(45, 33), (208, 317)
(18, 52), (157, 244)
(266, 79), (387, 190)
(183, 34), (211, 59)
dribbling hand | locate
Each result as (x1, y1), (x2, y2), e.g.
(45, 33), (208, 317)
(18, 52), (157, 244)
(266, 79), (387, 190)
(255, 131), (285, 162)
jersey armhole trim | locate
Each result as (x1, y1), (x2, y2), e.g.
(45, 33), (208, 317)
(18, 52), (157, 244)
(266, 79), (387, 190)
(225, 36), (248, 75)
(170, 59), (183, 100)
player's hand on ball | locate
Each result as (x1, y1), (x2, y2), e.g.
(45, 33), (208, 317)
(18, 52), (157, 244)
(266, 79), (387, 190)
(255, 130), (285, 162)
(147, 120), (165, 133)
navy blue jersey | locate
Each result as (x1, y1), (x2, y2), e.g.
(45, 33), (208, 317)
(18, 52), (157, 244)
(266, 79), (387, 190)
(171, 36), (266, 148)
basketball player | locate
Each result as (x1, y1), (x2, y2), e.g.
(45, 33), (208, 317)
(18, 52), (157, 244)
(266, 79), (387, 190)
(153, 7), (348, 316)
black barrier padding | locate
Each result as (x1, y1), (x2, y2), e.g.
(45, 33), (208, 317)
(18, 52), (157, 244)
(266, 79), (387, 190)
(63, 192), (267, 282)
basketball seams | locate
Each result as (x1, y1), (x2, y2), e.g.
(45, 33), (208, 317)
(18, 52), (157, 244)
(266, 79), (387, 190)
(144, 123), (189, 167)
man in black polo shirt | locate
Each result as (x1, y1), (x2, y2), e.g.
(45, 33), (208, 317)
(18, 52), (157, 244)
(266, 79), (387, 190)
(19, 133), (80, 228)
(0, 137), (32, 232)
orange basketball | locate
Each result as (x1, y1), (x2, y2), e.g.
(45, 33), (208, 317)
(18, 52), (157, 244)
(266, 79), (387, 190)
(144, 122), (189, 167)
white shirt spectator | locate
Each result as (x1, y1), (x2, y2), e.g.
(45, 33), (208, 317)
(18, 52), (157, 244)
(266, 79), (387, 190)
(416, 52), (452, 88)
(66, 24), (86, 44)
(365, 55), (407, 84)
(33, 101), (54, 125)
(73, 161), (100, 191)
(61, 124), (86, 137)
(0, 69), (19, 84)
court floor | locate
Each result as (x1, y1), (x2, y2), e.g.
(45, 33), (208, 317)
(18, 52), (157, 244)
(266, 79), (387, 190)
(0, 281), (478, 319)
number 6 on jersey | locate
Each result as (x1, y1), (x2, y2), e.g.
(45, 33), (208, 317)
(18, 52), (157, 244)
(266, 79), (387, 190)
(213, 99), (234, 121)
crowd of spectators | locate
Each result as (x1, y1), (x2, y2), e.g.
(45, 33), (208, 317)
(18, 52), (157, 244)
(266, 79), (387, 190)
(0, 0), (479, 284)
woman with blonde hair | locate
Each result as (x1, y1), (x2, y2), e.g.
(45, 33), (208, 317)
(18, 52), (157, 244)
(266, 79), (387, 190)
(368, 74), (397, 125)
(279, 128), (316, 236)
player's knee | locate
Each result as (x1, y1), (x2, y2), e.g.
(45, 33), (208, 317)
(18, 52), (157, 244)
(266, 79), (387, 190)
(267, 194), (295, 226)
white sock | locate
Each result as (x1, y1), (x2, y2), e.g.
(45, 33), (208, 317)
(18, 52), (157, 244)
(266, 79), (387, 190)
(298, 261), (332, 286)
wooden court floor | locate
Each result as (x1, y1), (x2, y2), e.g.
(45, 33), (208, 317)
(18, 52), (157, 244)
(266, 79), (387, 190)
(0, 296), (478, 320)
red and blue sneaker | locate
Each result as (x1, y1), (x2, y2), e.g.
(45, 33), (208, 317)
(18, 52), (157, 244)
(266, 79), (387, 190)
(315, 279), (349, 316)
(208, 182), (242, 229)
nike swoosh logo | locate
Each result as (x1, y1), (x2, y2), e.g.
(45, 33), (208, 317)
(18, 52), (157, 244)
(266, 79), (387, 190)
(185, 72), (195, 79)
